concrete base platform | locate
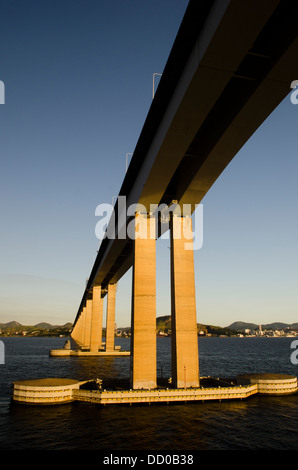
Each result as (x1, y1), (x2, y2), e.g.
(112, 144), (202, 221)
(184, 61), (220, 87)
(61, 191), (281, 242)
(11, 374), (298, 406)
(12, 378), (89, 405)
(49, 339), (130, 357)
(74, 382), (259, 405)
(49, 349), (130, 357)
(237, 373), (298, 395)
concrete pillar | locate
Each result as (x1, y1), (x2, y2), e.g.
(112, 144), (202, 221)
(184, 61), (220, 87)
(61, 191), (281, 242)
(170, 214), (199, 388)
(90, 286), (104, 352)
(130, 212), (157, 389)
(105, 284), (116, 351)
(73, 309), (87, 348)
(83, 300), (92, 350)
(79, 307), (87, 347)
(71, 312), (84, 347)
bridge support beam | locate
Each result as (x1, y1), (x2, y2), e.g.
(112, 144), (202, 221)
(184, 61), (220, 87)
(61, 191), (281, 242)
(79, 306), (87, 348)
(90, 286), (104, 352)
(83, 300), (92, 350)
(72, 306), (88, 349)
(170, 214), (199, 388)
(130, 212), (157, 389)
(105, 284), (116, 352)
(71, 310), (85, 347)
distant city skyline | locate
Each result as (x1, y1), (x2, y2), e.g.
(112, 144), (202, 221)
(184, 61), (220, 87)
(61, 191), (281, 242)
(0, 1), (297, 328)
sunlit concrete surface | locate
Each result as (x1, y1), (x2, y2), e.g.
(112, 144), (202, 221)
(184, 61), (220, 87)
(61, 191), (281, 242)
(237, 373), (298, 395)
(49, 349), (129, 357)
(68, 0), (298, 390)
(11, 374), (297, 406)
(12, 378), (86, 405)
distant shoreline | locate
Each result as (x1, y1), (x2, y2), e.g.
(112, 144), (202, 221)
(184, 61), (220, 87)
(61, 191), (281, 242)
(1, 317), (298, 339)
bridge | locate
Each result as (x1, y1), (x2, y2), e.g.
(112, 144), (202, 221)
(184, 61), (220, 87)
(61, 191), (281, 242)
(69, 0), (298, 390)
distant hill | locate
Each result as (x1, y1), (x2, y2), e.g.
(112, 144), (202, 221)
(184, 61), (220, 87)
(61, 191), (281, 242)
(1, 318), (297, 334)
(0, 321), (73, 330)
(34, 322), (73, 330)
(156, 315), (172, 330)
(226, 321), (258, 331)
(156, 316), (212, 335)
(226, 321), (298, 331)
(156, 317), (298, 333)
(0, 321), (23, 329)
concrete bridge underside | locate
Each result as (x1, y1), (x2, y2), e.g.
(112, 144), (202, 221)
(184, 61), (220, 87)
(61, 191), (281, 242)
(71, 0), (298, 389)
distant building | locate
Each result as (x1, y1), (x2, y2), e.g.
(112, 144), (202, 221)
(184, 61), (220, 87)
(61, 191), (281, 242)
(259, 325), (264, 336)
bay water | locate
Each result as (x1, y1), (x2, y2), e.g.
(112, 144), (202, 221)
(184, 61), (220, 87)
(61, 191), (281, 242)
(0, 336), (298, 451)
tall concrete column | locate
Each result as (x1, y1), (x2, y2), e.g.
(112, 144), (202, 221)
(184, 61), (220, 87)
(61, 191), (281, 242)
(83, 299), (92, 350)
(79, 307), (87, 347)
(72, 307), (87, 348)
(170, 214), (199, 388)
(130, 212), (157, 389)
(71, 311), (84, 347)
(106, 284), (116, 352)
(90, 285), (104, 352)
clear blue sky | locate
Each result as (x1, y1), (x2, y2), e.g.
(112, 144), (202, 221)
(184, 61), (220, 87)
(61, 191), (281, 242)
(0, 1), (297, 328)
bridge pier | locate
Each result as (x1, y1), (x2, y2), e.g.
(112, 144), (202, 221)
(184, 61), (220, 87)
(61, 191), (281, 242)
(129, 211), (199, 390)
(170, 214), (199, 388)
(83, 299), (92, 350)
(70, 308), (84, 347)
(71, 212), (199, 388)
(105, 284), (116, 352)
(72, 290), (103, 352)
(90, 286), (104, 352)
(69, 284), (126, 355)
(130, 212), (157, 389)
(77, 306), (88, 348)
